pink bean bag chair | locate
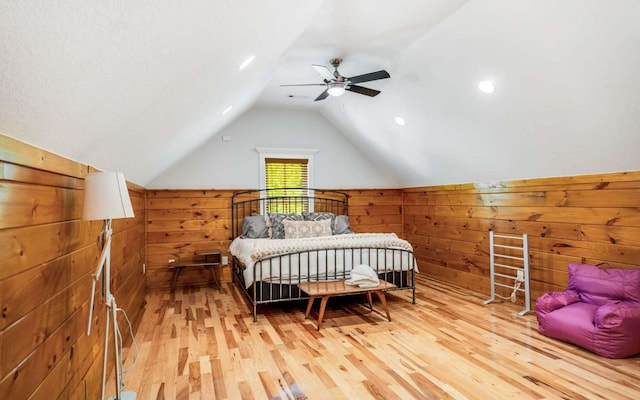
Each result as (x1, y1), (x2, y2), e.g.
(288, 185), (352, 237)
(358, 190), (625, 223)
(535, 262), (640, 358)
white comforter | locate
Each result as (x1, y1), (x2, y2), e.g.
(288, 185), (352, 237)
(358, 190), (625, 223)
(229, 233), (416, 288)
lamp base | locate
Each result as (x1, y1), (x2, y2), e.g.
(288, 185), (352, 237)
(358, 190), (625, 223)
(107, 392), (136, 400)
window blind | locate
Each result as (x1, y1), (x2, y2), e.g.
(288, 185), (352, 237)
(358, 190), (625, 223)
(264, 157), (309, 213)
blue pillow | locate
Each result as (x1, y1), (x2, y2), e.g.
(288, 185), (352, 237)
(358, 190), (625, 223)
(333, 215), (353, 235)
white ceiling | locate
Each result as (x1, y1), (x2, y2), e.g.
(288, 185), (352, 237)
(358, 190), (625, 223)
(256, 0), (467, 109)
(1, 0), (639, 187)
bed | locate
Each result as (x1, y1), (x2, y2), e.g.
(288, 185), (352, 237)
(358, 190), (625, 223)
(230, 188), (417, 321)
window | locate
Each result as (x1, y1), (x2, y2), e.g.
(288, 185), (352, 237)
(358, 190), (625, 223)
(257, 148), (318, 213)
(265, 158), (308, 213)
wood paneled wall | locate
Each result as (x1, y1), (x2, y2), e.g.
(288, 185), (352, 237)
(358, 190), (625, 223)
(0, 135), (147, 399)
(344, 189), (403, 234)
(403, 171), (640, 303)
(146, 190), (234, 289)
(145, 188), (403, 289)
(4, 130), (637, 397)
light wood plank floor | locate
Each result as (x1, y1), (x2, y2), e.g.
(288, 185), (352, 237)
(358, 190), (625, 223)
(116, 275), (640, 399)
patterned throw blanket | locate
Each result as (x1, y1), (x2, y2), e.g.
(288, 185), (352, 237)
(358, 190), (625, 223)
(249, 233), (413, 260)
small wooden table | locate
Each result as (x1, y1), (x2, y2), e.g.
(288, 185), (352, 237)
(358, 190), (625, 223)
(168, 250), (221, 291)
(298, 279), (396, 330)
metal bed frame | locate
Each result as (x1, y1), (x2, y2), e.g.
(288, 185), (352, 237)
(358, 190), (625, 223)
(231, 188), (416, 321)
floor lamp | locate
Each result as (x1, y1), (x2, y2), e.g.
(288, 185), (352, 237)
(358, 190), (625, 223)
(83, 172), (137, 400)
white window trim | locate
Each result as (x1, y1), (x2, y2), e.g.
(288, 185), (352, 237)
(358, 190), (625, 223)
(256, 147), (318, 190)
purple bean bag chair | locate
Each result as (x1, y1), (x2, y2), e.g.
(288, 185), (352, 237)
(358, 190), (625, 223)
(535, 262), (640, 358)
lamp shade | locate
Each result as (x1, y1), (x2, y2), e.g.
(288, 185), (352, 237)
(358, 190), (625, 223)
(82, 172), (135, 221)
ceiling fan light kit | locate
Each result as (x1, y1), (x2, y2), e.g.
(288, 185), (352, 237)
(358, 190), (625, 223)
(281, 58), (390, 101)
(327, 82), (346, 96)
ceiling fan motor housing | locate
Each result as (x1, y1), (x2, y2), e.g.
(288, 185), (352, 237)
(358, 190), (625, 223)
(330, 58), (344, 79)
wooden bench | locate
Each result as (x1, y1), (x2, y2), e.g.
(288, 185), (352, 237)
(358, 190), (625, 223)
(298, 279), (396, 330)
(168, 250), (221, 292)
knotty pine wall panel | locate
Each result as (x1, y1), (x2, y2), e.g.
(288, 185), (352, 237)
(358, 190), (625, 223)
(146, 189), (235, 289)
(403, 171), (640, 303)
(343, 189), (403, 234)
(144, 188), (404, 289)
(0, 135), (147, 400)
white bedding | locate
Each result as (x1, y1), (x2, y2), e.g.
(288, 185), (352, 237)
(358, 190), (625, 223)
(229, 233), (417, 288)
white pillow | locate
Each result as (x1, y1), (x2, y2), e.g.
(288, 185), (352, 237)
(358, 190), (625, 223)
(283, 219), (333, 239)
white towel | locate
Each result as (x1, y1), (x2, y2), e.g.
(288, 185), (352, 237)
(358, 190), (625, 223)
(345, 264), (380, 288)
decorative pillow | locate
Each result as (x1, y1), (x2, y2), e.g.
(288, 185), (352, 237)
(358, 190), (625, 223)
(266, 213), (303, 239)
(283, 219), (333, 239)
(303, 211), (336, 232)
(303, 211), (336, 222)
(333, 215), (353, 235)
(241, 215), (269, 238)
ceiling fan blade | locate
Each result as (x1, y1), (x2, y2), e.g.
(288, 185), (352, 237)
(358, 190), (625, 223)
(348, 70), (390, 84)
(346, 85), (381, 97)
(312, 65), (336, 81)
(279, 83), (327, 87)
(314, 89), (330, 101)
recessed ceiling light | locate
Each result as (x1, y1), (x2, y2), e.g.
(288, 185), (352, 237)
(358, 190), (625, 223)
(239, 55), (255, 70)
(478, 80), (495, 94)
(222, 106), (233, 114)
(395, 116), (405, 126)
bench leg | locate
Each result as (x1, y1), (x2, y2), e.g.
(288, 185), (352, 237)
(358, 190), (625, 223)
(317, 295), (330, 331)
(171, 267), (183, 292)
(208, 265), (220, 289)
(366, 292), (373, 311)
(304, 296), (316, 319)
(374, 291), (392, 322)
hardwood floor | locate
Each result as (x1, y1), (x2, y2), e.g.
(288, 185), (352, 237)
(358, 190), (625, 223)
(116, 275), (640, 399)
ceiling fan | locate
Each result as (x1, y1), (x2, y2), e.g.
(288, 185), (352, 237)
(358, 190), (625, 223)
(280, 58), (390, 101)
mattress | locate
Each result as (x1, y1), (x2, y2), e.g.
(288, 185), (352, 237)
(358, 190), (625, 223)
(229, 233), (417, 288)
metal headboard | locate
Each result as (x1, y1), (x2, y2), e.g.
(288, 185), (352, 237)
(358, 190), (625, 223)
(231, 188), (349, 239)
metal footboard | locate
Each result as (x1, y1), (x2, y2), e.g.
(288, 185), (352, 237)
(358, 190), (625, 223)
(233, 247), (416, 321)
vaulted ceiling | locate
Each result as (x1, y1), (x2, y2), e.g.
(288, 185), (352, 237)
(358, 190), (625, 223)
(2, 1), (639, 187)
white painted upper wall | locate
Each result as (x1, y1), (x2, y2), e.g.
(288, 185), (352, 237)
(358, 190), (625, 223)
(147, 107), (399, 189)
